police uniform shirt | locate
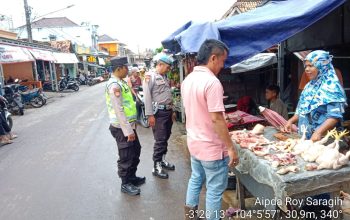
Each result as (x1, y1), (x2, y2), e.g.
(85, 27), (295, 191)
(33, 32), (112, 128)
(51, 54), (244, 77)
(143, 71), (172, 116)
(107, 76), (135, 136)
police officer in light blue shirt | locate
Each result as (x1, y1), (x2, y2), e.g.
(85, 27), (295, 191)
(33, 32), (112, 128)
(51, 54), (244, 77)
(143, 54), (176, 179)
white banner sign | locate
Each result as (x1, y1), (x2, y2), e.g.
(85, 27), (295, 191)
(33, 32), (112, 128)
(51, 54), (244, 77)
(0, 44), (34, 63)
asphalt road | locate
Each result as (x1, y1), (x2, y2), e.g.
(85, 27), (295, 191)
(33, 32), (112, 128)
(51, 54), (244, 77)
(0, 83), (194, 220)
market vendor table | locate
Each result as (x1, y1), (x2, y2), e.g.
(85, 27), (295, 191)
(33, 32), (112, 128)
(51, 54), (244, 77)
(234, 127), (350, 220)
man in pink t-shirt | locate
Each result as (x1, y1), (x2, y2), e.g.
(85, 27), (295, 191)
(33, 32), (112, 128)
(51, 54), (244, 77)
(182, 39), (239, 220)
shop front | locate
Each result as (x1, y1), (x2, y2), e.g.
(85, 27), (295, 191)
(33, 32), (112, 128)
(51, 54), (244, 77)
(74, 44), (91, 75)
(0, 43), (36, 90)
(53, 52), (79, 79)
(28, 48), (57, 91)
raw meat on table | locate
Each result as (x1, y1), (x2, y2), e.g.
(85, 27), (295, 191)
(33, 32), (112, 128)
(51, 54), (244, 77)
(264, 153), (297, 168)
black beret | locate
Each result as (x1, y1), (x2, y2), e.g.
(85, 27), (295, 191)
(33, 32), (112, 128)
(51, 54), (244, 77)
(110, 56), (128, 66)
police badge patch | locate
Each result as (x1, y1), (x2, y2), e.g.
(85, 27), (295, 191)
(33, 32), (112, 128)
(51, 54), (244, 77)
(145, 74), (151, 83)
(113, 87), (121, 97)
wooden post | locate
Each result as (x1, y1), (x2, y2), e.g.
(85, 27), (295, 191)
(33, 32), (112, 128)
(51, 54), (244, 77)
(33, 61), (39, 81)
(236, 178), (246, 210)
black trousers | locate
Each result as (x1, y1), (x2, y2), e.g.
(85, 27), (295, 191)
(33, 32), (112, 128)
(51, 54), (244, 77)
(109, 125), (141, 184)
(152, 110), (173, 162)
(0, 112), (11, 136)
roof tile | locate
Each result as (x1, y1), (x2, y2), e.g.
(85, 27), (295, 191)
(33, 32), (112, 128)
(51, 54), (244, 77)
(29, 17), (79, 28)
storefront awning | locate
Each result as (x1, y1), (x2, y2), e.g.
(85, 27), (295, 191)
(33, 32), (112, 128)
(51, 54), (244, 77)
(53, 52), (79, 64)
(0, 44), (34, 63)
(230, 53), (277, 74)
(87, 63), (105, 68)
(29, 48), (56, 62)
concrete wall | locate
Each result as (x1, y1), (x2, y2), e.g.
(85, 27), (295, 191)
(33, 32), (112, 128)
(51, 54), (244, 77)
(98, 42), (118, 56)
(2, 62), (34, 82)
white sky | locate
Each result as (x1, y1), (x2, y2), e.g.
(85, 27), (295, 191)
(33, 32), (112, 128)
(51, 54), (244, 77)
(2, 0), (234, 52)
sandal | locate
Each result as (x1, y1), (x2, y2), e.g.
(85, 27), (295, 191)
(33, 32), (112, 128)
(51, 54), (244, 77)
(6, 134), (17, 140)
(10, 134), (18, 140)
(0, 139), (12, 145)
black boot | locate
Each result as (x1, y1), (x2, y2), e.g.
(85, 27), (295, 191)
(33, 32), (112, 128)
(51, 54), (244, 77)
(130, 176), (146, 186)
(121, 183), (141, 196)
(161, 155), (175, 170)
(152, 161), (169, 179)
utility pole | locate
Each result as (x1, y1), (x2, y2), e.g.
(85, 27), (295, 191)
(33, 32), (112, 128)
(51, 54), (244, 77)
(23, 0), (33, 42)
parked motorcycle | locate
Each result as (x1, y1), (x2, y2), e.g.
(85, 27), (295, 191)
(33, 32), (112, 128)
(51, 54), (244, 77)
(8, 82), (46, 108)
(0, 99), (13, 130)
(135, 87), (149, 128)
(19, 88), (46, 108)
(59, 77), (79, 92)
(76, 74), (89, 85)
(3, 85), (24, 115)
(17, 85), (47, 105)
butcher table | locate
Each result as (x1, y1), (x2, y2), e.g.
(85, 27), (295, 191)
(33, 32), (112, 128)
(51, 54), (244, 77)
(233, 127), (350, 220)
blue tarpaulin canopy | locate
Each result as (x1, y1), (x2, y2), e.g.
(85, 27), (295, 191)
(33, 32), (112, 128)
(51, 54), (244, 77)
(161, 21), (193, 54)
(174, 22), (220, 53)
(161, 0), (346, 65)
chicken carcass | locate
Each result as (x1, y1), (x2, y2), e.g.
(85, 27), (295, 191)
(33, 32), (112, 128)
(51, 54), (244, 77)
(293, 125), (313, 155)
(301, 129), (336, 162)
(251, 145), (269, 157)
(277, 166), (300, 175)
(340, 191), (350, 211)
(251, 124), (265, 135)
(230, 130), (269, 148)
(265, 153), (297, 168)
(274, 139), (298, 153)
(316, 130), (350, 170)
(305, 163), (318, 171)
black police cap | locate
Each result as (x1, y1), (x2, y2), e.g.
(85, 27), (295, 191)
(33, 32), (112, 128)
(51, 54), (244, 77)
(110, 56), (128, 67)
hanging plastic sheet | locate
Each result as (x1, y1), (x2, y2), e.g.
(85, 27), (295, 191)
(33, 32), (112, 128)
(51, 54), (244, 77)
(230, 53), (277, 73)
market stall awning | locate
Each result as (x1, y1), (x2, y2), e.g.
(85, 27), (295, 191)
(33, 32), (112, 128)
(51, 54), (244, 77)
(174, 22), (220, 54)
(217, 0), (345, 65)
(162, 0), (345, 65)
(161, 21), (193, 54)
(0, 44), (34, 63)
(53, 52), (79, 64)
(29, 48), (56, 62)
(230, 53), (277, 74)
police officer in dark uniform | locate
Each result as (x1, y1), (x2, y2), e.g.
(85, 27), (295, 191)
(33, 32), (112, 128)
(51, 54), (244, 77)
(106, 56), (145, 196)
(143, 54), (176, 179)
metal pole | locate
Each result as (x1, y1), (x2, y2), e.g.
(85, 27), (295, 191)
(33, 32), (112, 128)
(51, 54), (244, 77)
(23, 0), (33, 42)
(0, 64), (4, 94)
(277, 42), (286, 93)
(53, 63), (59, 91)
(179, 58), (185, 123)
(49, 62), (56, 91)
